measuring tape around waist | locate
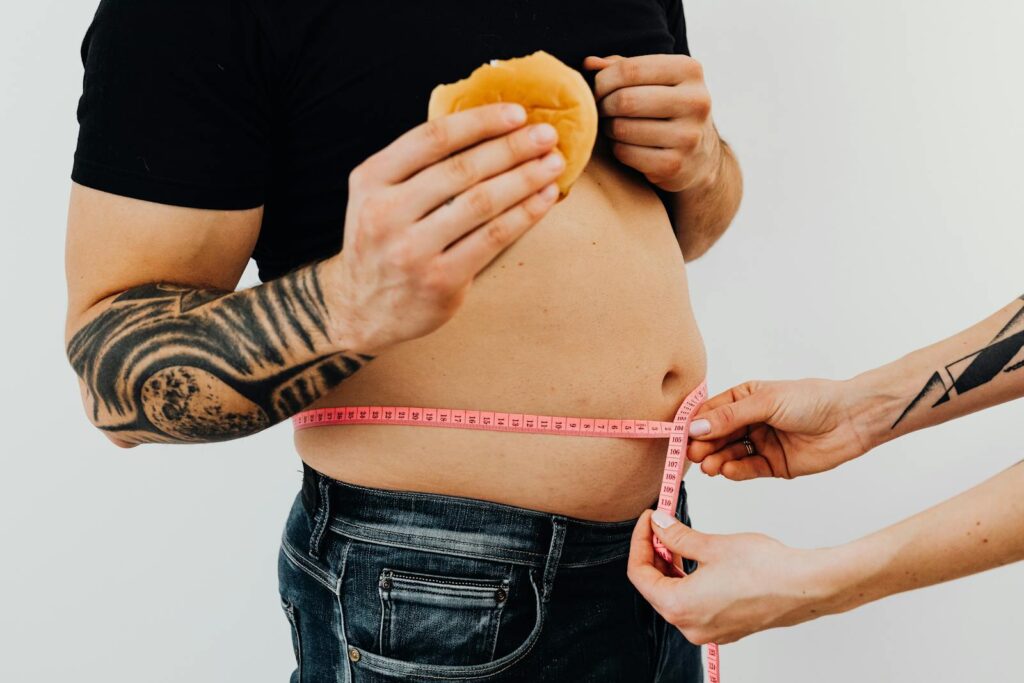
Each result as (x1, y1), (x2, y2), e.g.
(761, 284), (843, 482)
(292, 380), (719, 682)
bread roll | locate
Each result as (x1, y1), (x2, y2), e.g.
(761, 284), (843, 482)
(428, 51), (598, 198)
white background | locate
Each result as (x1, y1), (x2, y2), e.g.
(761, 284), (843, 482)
(1, 1), (1021, 681)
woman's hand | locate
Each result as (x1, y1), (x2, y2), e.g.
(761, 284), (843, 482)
(687, 379), (875, 480)
(627, 510), (846, 645)
(583, 54), (722, 192)
(324, 103), (566, 354)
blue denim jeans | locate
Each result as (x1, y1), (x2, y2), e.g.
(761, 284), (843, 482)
(278, 463), (703, 682)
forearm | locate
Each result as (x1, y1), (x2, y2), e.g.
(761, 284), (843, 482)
(66, 256), (374, 445)
(819, 460), (1024, 615)
(848, 294), (1024, 450)
(667, 135), (743, 261)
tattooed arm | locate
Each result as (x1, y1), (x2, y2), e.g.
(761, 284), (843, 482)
(65, 185), (375, 447)
(66, 104), (567, 446)
(67, 273), (374, 445)
(686, 294), (1024, 479)
(629, 296), (1024, 643)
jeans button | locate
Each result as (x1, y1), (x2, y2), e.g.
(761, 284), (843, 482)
(495, 587), (508, 603)
(348, 647), (361, 663)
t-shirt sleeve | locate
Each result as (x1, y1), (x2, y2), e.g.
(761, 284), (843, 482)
(72, 0), (273, 210)
(663, 0), (691, 56)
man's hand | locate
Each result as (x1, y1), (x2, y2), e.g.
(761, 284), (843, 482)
(627, 510), (841, 645)
(584, 54), (722, 192)
(686, 379), (873, 480)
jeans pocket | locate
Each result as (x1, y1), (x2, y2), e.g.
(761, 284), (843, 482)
(341, 542), (545, 680)
(280, 597), (303, 681)
(378, 568), (509, 665)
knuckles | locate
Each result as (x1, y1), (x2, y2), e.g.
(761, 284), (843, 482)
(445, 153), (479, 187)
(657, 154), (684, 179)
(610, 89), (638, 116)
(357, 194), (398, 232)
(464, 186), (495, 219)
(420, 261), (453, 297)
(423, 119), (451, 154)
(691, 95), (712, 120)
(482, 217), (512, 248)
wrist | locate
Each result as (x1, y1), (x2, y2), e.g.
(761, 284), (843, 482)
(806, 539), (888, 616)
(688, 124), (726, 193)
(317, 255), (387, 356)
(842, 362), (915, 452)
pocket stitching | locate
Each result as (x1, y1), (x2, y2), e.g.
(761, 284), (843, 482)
(281, 536), (337, 592)
(377, 567), (511, 663)
(353, 569), (545, 680)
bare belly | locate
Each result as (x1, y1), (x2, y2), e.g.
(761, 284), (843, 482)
(296, 141), (706, 521)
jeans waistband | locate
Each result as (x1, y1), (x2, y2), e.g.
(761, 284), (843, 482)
(300, 462), (668, 570)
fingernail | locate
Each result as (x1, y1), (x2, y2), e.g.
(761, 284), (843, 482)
(543, 151), (565, 171)
(539, 183), (559, 201)
(689, 419), (711, 437)
(531, 123), (557, 144)
(504, 104), (527, 125)
(652, 510), (678, 528)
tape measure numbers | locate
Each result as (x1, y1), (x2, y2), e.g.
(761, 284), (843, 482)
(292, 380), (719, 681)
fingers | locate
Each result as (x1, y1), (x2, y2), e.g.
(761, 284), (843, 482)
(627, 511), (686, 610)
(599, 85), (681, 119)
(697, 438), (757, 476)
(609, 142), (680, 183)
(402, 122), (561, 223)
(602, 117), (682, 148)
(721, 456), (776, 481)
(688, 386), (775, 443)
(363, 103), (528, 185)
(650, 510), (709, 561)
(589, 54), (698, 100)
(437, 178), (561, 282)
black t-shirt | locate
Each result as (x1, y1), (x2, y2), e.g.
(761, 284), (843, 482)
(72, 0), (689, 282)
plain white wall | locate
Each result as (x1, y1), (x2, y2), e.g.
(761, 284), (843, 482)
(1, 1), (1021, 681)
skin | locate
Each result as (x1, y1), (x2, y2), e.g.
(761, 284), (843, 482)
(298, 53), (741, 520)
(66, 54), (744, 522)
(584, 54), (743, 260)
(66, 104), (564, 446)
(627, 295), (1024, 643)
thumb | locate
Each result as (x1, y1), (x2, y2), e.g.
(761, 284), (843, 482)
(650, 510), (710, 561)
(689, 392), (775, 441)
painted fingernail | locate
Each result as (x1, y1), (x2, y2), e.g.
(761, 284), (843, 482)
(530, 123), (557, 144)
(689, 419), (711, 437)
(504, 104), (527, 125)
(543, 151), (565, 171)
(652, 510), (678, 528)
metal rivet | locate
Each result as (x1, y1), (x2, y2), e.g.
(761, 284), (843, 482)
(495, 587), (508, 603)
(380, 577), (392, 590)
(348, 647), (361, 663)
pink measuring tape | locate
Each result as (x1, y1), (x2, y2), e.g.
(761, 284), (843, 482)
(293, 380), (719, 682)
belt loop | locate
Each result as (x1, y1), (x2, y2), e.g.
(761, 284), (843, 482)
(308, 474), (332, 561)
(541, 516), (567, 603)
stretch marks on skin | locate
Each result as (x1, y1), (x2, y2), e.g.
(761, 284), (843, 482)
(293, 380), (721, 682)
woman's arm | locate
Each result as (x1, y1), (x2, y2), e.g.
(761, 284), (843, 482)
(629, 460), (1024, 645)
(687, 294), (1024, 479)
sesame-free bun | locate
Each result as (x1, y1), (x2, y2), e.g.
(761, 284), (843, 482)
(428, 51), (598, 198)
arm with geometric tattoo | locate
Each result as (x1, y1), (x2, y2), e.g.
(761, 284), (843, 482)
(864, 293), (1024, 444)
(66, 259), (374, 445)
(687, 294), (1024, 480)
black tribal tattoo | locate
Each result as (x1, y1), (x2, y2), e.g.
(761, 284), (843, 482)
(67, 262), (374, 443)
(892, 295), (1024, 429)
